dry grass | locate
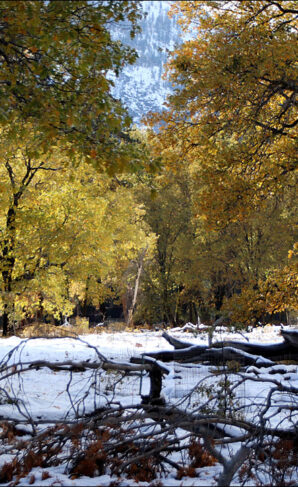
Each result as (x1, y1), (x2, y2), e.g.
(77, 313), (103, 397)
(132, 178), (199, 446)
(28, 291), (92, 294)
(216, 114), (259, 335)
(13, 320), (156, 337)
(17, 322), (87, 338)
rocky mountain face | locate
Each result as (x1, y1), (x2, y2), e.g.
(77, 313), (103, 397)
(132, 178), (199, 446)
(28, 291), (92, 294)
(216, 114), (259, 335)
(110, 1), (182, 124)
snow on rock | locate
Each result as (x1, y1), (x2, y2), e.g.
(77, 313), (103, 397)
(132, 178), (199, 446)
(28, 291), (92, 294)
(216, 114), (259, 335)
(110, 0), (183, 123)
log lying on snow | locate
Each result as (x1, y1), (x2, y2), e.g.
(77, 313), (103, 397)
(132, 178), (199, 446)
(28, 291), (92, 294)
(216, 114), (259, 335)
(139, 346), (275, 367)
(164, 330), (298, 357)
(139, 329), (298, 365)
(196, 347), (275, 367)
(140, 344), (208, 363)
(281, 329), (298, 348)
(160, 331), (194, 350)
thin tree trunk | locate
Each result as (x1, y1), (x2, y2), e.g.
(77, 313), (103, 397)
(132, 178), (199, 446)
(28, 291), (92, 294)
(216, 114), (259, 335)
(1, 160), (41, 335)
(2, 307), (9, 336)
(80, 275), (91, 316)
(1, 206), (16, 335)
(127, 248), (147, 327)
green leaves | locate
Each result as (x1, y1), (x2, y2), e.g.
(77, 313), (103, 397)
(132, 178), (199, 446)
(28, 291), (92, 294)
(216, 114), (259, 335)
(0, 0), (142, 172)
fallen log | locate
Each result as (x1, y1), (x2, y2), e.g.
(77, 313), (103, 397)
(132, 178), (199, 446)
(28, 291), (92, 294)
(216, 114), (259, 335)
(198, 347), (275, 367)
(131, 346), (275, 367)
(159, 330), (298, 363)
(213, 340), (298, 361)
(281, 329), (298, 348)
(136, 345), (208, 363)
(161, 331), (193, 349)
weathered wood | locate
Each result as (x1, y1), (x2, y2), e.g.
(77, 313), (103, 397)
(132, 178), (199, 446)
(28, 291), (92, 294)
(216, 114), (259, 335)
(213, 340), (294, 357)
(139, 346), (276, 366)
(212, 340), (298, 361)
(161, 331), (193, 349)
(135, 345), (209, 363)
(145, 365), (164, 403)
(142, 403), (298, 441)
(130, 356), (169, 404)
(130, 355), (170, 375)
(281, 329), (298, 348)
(160, 331), (298, 364)
(143, 404), (231, 438)
(199, 347), (275, 367)
(1, 358), (169, 385)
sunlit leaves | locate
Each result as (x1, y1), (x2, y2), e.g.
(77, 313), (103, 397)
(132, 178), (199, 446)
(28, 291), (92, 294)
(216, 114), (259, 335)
(145, 1), (297, 322)
(0, 132), (155, 322)
(149, 0), (297, 226)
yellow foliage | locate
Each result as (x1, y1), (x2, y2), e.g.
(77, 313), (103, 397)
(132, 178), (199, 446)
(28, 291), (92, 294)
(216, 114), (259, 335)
(260, 244), (298, 313)
(0, 128), (156, 327)
(223, 243), (298, 324)
(222, 287), (266, 326)
(148, 0), (297, 228)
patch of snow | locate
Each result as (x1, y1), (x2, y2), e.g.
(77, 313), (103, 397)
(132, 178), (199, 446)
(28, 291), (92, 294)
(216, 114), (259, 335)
(0, 327), (297, 486)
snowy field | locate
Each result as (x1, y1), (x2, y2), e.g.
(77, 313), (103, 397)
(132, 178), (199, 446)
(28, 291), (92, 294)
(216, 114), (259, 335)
(0, 325), (297, 486)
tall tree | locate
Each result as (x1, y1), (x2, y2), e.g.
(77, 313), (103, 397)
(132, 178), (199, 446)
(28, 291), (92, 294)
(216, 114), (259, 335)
(148, 0), (297, 226)
(144, 1), (297, 324)
(0, 129), (155, 334)
(0, 0), (142, 171)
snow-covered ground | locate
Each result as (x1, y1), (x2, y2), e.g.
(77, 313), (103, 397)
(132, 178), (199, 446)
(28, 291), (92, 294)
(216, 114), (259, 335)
(0, 325), (297, 486)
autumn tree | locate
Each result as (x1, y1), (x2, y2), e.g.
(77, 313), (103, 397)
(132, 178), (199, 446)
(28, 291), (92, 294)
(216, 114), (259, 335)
(145, 0), (297, 323)
(0, 127), (156, 334)
(0, 0), (144, 170)
(133, 170), (195, 325)
(260, 242), (298, 319)
(148, 0), (297, 225)
(0, 1), (163, 334)
(134, 164), (295, 326)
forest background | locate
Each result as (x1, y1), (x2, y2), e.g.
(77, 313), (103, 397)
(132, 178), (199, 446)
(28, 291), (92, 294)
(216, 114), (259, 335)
(0, 0), (297, 336)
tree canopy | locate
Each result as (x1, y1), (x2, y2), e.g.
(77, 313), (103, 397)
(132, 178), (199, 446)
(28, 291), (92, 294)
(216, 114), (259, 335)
(0, 0), (296, 333)
(144, 0), (297, 324)
(0, 0), (143, 171)
(0, 129), (155, 332)
(148, 0), (297, 226)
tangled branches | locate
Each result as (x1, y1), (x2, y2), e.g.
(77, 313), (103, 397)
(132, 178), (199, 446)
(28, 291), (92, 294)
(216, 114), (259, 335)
(0, 336), (297, 486)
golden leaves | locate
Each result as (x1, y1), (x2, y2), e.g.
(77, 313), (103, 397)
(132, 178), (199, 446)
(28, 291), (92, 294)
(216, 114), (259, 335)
(0, 135), (156, 321)
(148, 0), (297, 236)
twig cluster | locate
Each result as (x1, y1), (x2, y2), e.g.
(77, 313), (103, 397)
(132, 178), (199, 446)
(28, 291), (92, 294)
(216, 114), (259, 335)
(0, 335), (297, 486)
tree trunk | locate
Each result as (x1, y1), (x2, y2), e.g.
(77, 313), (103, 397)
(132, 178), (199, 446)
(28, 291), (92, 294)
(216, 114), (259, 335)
(80, 275), (91, 317)
(127, 248), (147, 327)
(161, 331), (193, 349)
(1, 206), (17, 335)
(121, 293), (129, 323)
(2, 308), (9, 336)
(189, 302), (198, 324)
